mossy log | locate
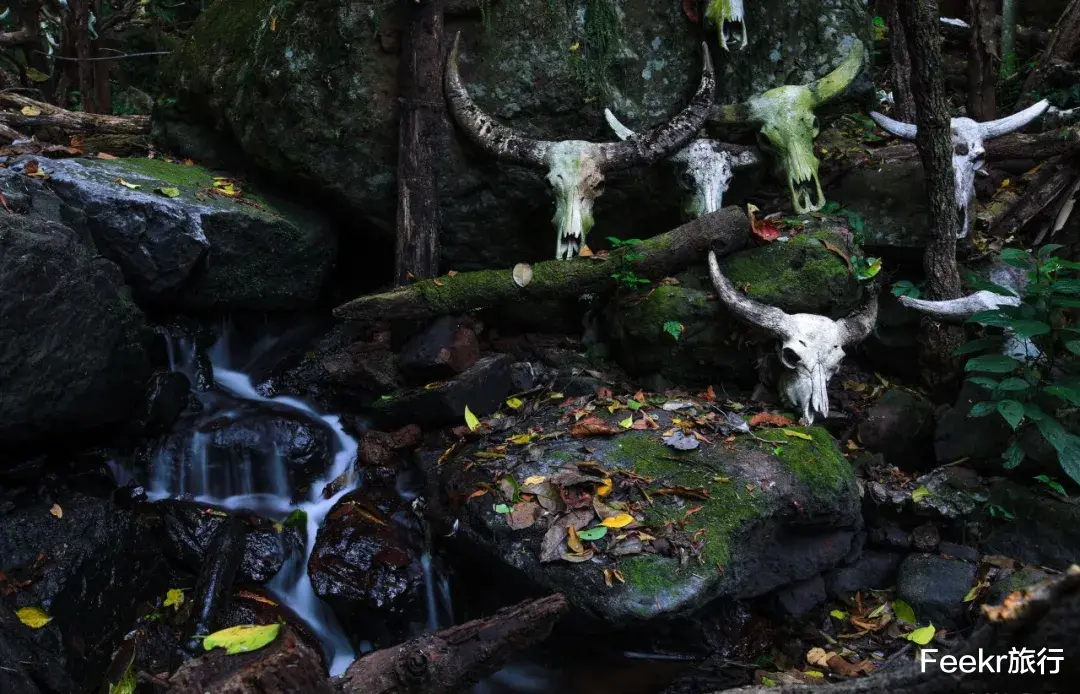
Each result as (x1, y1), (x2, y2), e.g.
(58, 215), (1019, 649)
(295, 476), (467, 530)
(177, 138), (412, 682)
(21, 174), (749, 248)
(333, 594), (568, 694)
(0, 94), (150, 136)
(334, 207), (749, 323)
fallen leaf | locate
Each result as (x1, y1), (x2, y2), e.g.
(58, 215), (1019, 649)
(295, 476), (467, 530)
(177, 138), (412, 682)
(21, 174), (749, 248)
(540, 509), (594, 562)
(156, 187), (181, 198)
(830, 609), (848, 620)
(653, 486), (710, 500)
(20, 106), (41, 117)
(748, 203), (781, 242)
(164, 588), (184, 609)
(567, 525), (585, 554)
(561, 549), (594, 562)
(513, 263), (533, 288)
(507, 501), (543, 530)
(506, 397), (524, 410)
(49, 504), (62, 519)
(493, 503), (511, 514)
(464, 405), (480, 432)
(115, 177), (141, 190)
(433, 279), (444, 287)
(596, 387), (613, 399)
(203, 624), (281, 655)
(619, 416), (633, 429)
(23, 159), (39, 175)
(911, 485), (930, 503)
(822, 240), (853, 271)
(577, 526), (608, 541)
(523, 475), (547, 486)
(25, 67), (50, 83)
(578, 244), (592, 256)
(780, 428), (814, 440)
(749, 412), (794, 428)
(662, 430), (699, 450)
(701, 385), (717, 402)
(468, 488), (488, 499)
(96, 152), (119, 160)
(570, 417), (620, 438)
(892, 599), (916, 625)
(905, 624), (936, 645)
(601, 513), (634, 529)
(596, 477), (613, 497)
(508, 432), (534, 445)
(806, 648), (832, 668)
(16, 606), (51, 629)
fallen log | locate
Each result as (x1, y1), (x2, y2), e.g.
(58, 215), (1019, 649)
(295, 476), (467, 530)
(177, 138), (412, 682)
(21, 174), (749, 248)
(989, 143), (1080, 239)
(334, 206), (749, 323)
(333, 593), (568, 694)
(716, 566), (1080, 694)
(0, 93), (150, 135)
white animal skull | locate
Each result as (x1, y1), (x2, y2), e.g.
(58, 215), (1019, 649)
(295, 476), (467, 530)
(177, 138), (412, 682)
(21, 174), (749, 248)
(709, 251), (878, 423)
(706, 0), (748, 51)
(604, 109), (760, 219)
(870, 101), (1050, 238)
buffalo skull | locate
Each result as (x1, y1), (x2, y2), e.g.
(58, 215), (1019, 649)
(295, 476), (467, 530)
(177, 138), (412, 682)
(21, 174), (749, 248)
(710, 39), (865, 213)
(708, 251), (878, 423)
(603, 108), (760, 219)
(706, 0), (748, 51)
(870, 100), (1050, 238)
(444, 33), (716, 260)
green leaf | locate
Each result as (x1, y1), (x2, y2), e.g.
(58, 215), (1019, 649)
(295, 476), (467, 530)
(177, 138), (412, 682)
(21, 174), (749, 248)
(464, 405), (480, 431)
(967, 376), (999, 390)
(493, 503), (511, 514)
(577, 526), (608, 541)
(891, 280), (920, 298)
(996, 377), (1030, 391)
(892, 600), (916, 625)
(830, 609), (848, 619)
(1065, 340), (1080, 356)
(997, 400), (1025, 430)
(968, 401), (997, 418)
(106, 647), (137, 694)
(966, 279), (1020, 297)
(965, 354), (1021, 373)
(155, 186), (181, 198)
(1003, 442), (1025, 469)
(911, 485), (930, 502)
(1051, 278), (1080, 294)
(203, 624), (280, 655)
(663, 320), (684, 341)
(999, 248), (1033, 268)
(1054, 433), (1080, 486)
(954, 337), (1004, 356)
(163, 588), (184, 609)
(1009, 320), (1051, 338)
(1044, 383), (1080, 406)
(284, 508), (307, 530)
(905, 624), (936, 645)
(1051, 297), (1080, 308)
(1038, 243), (1065, 260)
(966, 309), (1019, 327)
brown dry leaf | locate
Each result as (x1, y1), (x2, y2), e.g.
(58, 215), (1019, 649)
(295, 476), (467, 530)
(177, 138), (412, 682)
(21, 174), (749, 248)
(822, 240), (853, 272)
(632, 390), (646, 404)
(433, 279), (444, 287)
(23, 159), (39, 176)
(507, 501), (543, 530)
(806, 648), (832, 668)
(539, 509), (594, 562)
(96, 152), (119, 160)
(561, 549), (594, 563)
(446, 270), (458, 277)
(653, 486), (710, 500)
(595, 387), (613, 400)
(49, 504), (62, 519)
(468, 488), (489, 500)
(235, 589), (278, 606)
(826, 654), (876, 677)
(748, 412), (794, 428)
(570, 416), (621, 438)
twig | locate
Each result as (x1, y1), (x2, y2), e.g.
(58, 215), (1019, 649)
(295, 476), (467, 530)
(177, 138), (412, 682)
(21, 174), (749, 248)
(35, 50), (170, 62)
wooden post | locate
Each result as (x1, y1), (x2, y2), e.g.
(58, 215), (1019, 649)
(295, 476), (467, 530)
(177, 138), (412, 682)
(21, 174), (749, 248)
(394, 0), (446, 287)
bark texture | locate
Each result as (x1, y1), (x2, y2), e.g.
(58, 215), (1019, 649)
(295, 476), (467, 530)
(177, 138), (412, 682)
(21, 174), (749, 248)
(335, 207), (749, 323)
(1018, 0), (1080, 107)
(0, 94), (150, 135)
(886, 0), (916, 122)
(966, 0), (997, 121)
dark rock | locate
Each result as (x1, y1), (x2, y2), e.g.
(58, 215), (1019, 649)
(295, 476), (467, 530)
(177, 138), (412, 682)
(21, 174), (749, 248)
(986, 567), (1051, 606)
(831, 160), (930, 255)
(0, 492), (166, 687)
(0, 602), (80, 694)
(911, 523), (940, 553)
(825, 550), (905, 599)
(153, 500), (305, 584)
(185, 518), (245, 652)
(857, 389), (934, 468)
(868, 525), (912, 549)
(867, 465), (985, 520)
(896, 554), (977, 628)
(509, 361), (556, 392)
(935, 381), (1012, 464)
(938, 541), (979, 563)
(308, 488), (425, 628)
(219, 586), (326, 669)
(3, 156), (336, 311)
(979, 479), (1080, 570)
(166, 0), (870, 270)
(774, 574), (827, 618)
(398, 315), (480, 383)
(135, 371), (192, 437)
(0, 213), (152, 446)
(367, 354), (513, 430)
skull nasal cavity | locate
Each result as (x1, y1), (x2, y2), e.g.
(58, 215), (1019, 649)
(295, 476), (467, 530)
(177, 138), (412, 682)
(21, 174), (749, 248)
(954, 142), (970, 156)
(782, 347), (801, 366)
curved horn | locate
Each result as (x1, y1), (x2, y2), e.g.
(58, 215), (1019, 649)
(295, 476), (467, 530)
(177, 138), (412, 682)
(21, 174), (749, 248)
(837, 295), (879, 345)
(708, 250), (794, 337)
(980, 99), (1050, 140)
(808, 38), (866, 105)
(444, 32), (551, 168)
(898, 291), (1020, 320)
(870, 111), (917, 140)
(597, 43), (717, 171)
(603, 108), (635, 141)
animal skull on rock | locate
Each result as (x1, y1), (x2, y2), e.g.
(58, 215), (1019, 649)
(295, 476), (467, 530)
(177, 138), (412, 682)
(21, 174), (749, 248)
(603, 109), (760, 219)
(444, 33), (716, 260)
(710, 39), (865, 213)
(708, 251), (878, 423)
(869, 100), (1050, 238)
(706, 0), (747, 51)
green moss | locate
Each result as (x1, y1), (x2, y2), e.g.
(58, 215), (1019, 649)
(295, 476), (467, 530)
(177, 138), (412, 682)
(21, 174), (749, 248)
(619, 554), (680, 597)
(750, 426), (854, 495)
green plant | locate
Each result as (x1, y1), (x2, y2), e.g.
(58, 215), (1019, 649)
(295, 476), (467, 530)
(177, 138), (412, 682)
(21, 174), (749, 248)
(891, 279), (921, 299)
(987, 503), (1015, 520)
(663, 320), (684, 341)
(608, 236), (650, 290)
(958, 245), (1080, 485)
(1035, 474), (1068, 497)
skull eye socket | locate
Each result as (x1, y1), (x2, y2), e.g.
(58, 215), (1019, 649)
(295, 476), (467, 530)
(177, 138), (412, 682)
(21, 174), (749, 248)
(755, 131), (775, 152)
(811, 116), (820, 134)
(782, 347), (801, 367)
(954, 142), (970, 156)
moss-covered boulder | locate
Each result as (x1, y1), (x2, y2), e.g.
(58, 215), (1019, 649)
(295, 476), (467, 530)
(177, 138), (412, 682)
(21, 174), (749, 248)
(606, 225), (861, 386)
(423, 392), (861, 624)
(6, 155), (335, 312)
(164, 0), (870, 269)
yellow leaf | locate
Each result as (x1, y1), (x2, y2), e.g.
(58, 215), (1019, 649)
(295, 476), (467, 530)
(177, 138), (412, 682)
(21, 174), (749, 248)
(806, 647), (832, 668)
(830, 609), (848, 619)
(464, 405), (480, 432)
(156, 187), (181, 198)
(597, 477), (613, 497)
(601, 512), (634, 528)
(548, 392), (564, 400)
(522, 475), (547, 486)
(203, 624), (281, 655)
(569, 41), (580, 51)
(424, 382), (442, 390)
(164, 588), (184, 609)
(964, 586), (980, 602)
(619, 416), (633, 429)
(781, 428), (814, 440)
(49, 504), (62, 519)
(16, 606), (52, 629)
(567, 526), (584, 554)
(911, 485), (930, 503)
(508, 433), (534, 445)
(607, 403), (621, 414)
(804, 670), (824, 679)
(21, 105), (42, 116)
(1001, 178), (1011, 188)
(115, 178), (141, 190)
(905, 624), (936, 645)
(506, 397), (524, 409)
(26, 67), (51, 83)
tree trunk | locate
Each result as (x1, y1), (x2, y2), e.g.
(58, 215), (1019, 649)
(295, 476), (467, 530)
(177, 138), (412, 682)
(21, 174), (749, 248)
(92, 0), (112, 115)
(394, 0), (445, 287)
(886, 0), (916, 122)
(69, 0), (98, 113)
(1000, 0), (1018, 77)
(966, 0), (997, 121)
(897, 0), (965, 391)
(1018, 0), (1080, 107)
(333, 594), (568, 694)
(334, 206), (749, 323)
(0, 94), (150, 134)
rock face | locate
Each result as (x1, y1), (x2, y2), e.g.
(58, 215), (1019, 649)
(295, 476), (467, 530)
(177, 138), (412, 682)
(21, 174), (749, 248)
(0, 492), (166, 687)
(0, 213), (152, 446)
(896, 553), (976, 629)
(979, 480), (1080, 570)
(425, 397), (862, 624)
(857, 389), (935, 469)
(830, 160), (931, 253)
(165, 0), (871, 269)
(1, 156), (335, 311)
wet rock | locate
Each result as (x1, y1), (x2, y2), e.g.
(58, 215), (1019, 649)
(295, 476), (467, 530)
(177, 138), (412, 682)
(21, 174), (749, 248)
(896, 554), (977, 628)
(398, 315), (480, 383)
(867, 465), (984, 520)
(978, 480), (1080, 570)
(185, 517), (245, 652)
(938, 541), (979, 563)
(867, 524), (912, 549)
(0, 602), (80, 694)
(934, 381), (1013, 465)
(2, 156), (335, 311)
(166, 0), (870, 269)
(509, 361), (557, 392)
(856, 389), (934, 468)
(134, 371), (192, 437)
(911, 523), (940, 553)
(367, 354), (513, 430)
(220, 586), (326, 665)
(825, 550), (905, 599)
(831, 160), (931, 254)
(153, 500), (304, 585)
(986, 567), (1051, 606)
(425, 403), (862, 625)
(773, 575), (827, 618)
(0, 491), (166, 687)
(146, 397), (337, 501)
(308, 488), (425, 628)
(0, 212), (152, 446)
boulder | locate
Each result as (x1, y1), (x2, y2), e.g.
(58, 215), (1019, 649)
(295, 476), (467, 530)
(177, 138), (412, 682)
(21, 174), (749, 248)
(1, 156), (335, 311)
(0, 492), (167, 687)
(0, 213), (152, 446)
(824, 549), (905, 599)
(978, 480), (1080, 571)
(773, 574), (827, 618)
(164, 0), (871, 269)
(857, 389), (934, 469)
(986, 566), (1052, 606)
(398, 315), (480, 383)
(934, 381), (1012, 465)
(896, 554), (977, 629)
(424, 396), (862, 625)
(830, 160), (931, 254)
